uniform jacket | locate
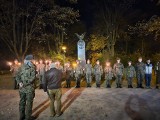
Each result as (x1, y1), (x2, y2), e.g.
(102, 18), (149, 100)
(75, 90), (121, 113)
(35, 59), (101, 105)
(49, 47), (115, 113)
(65, 66), (73, 79)
(74, 64), (83, 77)
(126, 65), (136, 78)
(93, 64), (103, 75)
(113, 63), (124, 76)
(84, 64), (92, 74)
(16, 63), (36, 93)
(104, 66), (113, 79)
(135, 62), (145, 75)
(43, 68), (62, 91)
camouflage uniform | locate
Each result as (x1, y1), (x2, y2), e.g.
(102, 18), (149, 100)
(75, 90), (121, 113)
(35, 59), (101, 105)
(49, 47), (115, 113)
(64, 66), (73, 88)
(10, 64), (20, 89)
(135, 62), (145, 88)
(16, 63), (36, 120)
(104, 66), (113, 88)
(37, 63), (45, 89)
(126, 65), (136, 88)
(74, 64), (83, 88)
(155, 62), (160, 88)
(113, 63), (124, 88)
(84, 63), (92, 87)
(93, 64), (103, 87)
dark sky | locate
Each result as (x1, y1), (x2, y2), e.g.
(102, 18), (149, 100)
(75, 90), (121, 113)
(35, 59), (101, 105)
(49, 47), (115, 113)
(57, 0), (160, 32)
(0, 0), (160, 63)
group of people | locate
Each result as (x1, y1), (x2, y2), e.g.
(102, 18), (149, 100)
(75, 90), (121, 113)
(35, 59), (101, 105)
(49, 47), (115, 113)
(11, 54), (160, 120)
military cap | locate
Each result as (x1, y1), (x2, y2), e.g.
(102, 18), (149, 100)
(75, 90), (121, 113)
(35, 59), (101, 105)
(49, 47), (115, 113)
(25, 55), (34, 60)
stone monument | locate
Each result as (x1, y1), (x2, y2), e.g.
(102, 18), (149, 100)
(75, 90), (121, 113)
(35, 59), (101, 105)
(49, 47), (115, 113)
(75, 32), (86, 67)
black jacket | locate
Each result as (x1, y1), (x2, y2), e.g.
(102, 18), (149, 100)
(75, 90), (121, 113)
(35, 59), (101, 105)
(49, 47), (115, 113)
(43, 68), (62, 91)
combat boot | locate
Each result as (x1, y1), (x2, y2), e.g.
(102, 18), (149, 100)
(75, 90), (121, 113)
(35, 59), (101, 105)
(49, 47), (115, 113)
(128, 85), (130, 88)
(136, 84), (140, 88)
(119, 84), (122, 88)
(140, 84), (144, 88)
(130, 85), (133, 88)
(116, 84), (119, 88)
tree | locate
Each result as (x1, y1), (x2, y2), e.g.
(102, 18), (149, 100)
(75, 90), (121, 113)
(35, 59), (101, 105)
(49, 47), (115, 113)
(37, 3), (79, 54)
(0, 0), (47, 60)
(128, 15), (160, 55)
(91, 0), (135, 57)
(0, 0), (79, 61)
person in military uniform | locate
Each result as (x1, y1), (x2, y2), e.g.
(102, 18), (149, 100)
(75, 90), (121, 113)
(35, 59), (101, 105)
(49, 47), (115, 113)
(155, 61), (160, 89)
(104, 61), (113, 88)
(64, 62), (73, 88)
(113, 58), (124, 88)
(135, 57), (145, 88)
(145, 59), (153, 89)
(84, 59), (92, 87)
(10, 59), (20, 89)
(16, 55), (36, 120)
(93, 59), (103, 88)
(74, 60), (83, 88)
(37, 60), (45, 89)
(126, 61), (136, 88)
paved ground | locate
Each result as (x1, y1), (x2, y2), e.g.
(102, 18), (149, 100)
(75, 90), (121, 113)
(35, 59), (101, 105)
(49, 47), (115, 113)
(0, 75), (160, 120)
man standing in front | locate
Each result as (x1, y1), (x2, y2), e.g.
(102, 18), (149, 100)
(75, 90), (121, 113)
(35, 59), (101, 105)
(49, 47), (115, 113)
(135, 57), (145, 88)
(113, 58), (124, 88)
(16, 55), (36, 120)
(43, 63), (63, 117)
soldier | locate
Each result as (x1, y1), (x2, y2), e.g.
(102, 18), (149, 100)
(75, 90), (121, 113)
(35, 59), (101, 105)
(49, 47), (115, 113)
(74, 60), (83, 88)
(64, 62), (73, 88)
(126, 61), (136, 88)
(84, 59), (92, 87)
(155, 61), (160, 89)
(104, 61), (113, 88)
(93, 59), (103, 88)
(113, 58), (124, 88)
(145, 59), (153, 89)
(135, 57), (145, 88)
(16, 55), (36, 120)
(10, 59), (20, 89)
(37, 60), (45, 89)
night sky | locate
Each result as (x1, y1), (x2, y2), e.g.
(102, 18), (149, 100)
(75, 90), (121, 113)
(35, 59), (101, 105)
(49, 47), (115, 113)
(0, 0), (160, 68)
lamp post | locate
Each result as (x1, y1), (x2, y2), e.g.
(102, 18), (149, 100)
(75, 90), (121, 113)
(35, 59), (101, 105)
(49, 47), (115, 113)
(62, 46), (67, 65)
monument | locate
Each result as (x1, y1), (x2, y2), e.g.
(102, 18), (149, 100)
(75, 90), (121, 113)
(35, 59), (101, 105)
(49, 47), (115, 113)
(75, 33), (86, 67)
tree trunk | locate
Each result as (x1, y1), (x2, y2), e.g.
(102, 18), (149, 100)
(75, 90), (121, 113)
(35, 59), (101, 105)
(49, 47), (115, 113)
(111, 45), (115, 57)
